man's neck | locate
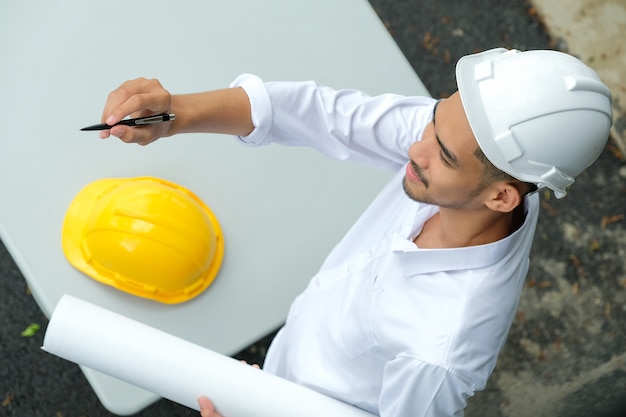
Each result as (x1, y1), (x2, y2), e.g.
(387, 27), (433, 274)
(414, 206), (519, 249)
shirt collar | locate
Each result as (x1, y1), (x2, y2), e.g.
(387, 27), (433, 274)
(399, 240), (514, 275)
(395, 194), (538, 276)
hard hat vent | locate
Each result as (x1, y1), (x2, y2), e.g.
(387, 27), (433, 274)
(564, 75), (612, 98)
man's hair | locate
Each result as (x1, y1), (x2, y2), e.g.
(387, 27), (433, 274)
(473, 146), (516, 183)
(473, 146), (538, 195)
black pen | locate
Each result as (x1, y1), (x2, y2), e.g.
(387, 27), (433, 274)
(80, 113), (175, 131)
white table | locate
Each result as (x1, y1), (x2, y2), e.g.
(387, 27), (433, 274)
(0, 1), (429, 415)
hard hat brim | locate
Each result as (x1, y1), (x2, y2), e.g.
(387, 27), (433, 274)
(455, 48), (512, 175)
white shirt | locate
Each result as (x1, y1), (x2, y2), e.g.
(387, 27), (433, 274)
(231, 74), (540, 417)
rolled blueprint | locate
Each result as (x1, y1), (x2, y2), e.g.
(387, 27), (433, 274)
(43, 295), (375, 417)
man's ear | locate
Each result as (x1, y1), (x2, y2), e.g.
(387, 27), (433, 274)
(484, 182), (522, 213)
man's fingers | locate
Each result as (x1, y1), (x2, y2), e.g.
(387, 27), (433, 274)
(101, 78), (170, 126)
(198, 396), (220, 417)
(107, 125), (149, 145)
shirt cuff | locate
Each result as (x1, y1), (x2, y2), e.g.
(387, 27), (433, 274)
(229, 74), (273, 146)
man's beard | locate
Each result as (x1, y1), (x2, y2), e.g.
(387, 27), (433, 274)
(401, 175), (486, 210)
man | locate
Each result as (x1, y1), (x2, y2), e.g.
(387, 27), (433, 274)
(97, 48), (612, 416)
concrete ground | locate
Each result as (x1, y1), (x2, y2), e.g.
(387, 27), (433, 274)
(1, 0), (625, 416)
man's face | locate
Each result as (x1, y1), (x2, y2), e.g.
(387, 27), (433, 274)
(403, 92), (489, 210)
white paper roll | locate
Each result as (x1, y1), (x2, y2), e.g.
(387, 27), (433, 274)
(43, 295), (375, 417)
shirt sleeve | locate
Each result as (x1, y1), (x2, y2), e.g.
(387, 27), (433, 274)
(230, 73), (436, 171)
(379, 357), (475, 417)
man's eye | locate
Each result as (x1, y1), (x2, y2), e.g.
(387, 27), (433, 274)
(440, 152), (452, 167)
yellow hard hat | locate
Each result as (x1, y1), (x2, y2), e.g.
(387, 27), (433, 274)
(62, 177), (224, 304)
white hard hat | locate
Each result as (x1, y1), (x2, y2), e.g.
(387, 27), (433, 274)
(456, 48), (613, 198)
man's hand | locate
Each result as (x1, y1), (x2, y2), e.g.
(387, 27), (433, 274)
(99, 77), (173, 145)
